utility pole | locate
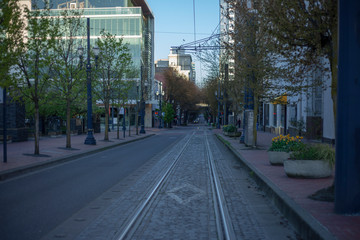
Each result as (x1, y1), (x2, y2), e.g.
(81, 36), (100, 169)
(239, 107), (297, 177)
(335, 0), (360, 214)
(2, 88), (7, 163)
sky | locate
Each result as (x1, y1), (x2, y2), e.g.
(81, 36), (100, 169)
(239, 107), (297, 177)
(146, 0), (221, 86)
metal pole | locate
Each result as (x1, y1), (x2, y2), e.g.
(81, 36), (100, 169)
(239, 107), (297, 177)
(216, 78), (221, 129)
(335, 0), (360, 214)
(84, 18), (96, 145)
(140, 66), (146, 134)
(112, 104), (114, 130)
(136, 84), (139, 135)
(159, 83), (163, 128)
(123, 108), (126, 138)
(3, 88), (7, 163)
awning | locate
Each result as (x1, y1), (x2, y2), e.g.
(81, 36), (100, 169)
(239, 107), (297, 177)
(271, 94), (287, 104)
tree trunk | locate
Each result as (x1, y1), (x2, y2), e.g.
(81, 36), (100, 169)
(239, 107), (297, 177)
(66, 98), (71, 148)
(117, 107), (120, 139)
(128, 107), (131, 137)
(252, 95), (258, 148)
(34, 101), (40, 155)
(135, 104), (139, 135)
(104, 102), (109, 141)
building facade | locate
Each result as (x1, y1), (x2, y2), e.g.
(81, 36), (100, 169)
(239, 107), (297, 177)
(168, 48), (195, 83)
(30, 0), (155, 128)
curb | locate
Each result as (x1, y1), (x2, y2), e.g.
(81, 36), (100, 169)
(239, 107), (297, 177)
(0, 134), (155, 182)
(215, 134), (337, 240)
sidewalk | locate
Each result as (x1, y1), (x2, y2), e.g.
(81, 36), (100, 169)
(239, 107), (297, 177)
(214, 128), (360, 240)
(0, 127), (159, 180)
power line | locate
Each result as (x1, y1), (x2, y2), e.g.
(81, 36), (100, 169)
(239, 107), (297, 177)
(193, 0), (196, 43)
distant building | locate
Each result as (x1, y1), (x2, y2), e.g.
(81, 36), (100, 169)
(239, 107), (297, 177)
(168, 48), (195, 83)
(155, 59), (169, 74)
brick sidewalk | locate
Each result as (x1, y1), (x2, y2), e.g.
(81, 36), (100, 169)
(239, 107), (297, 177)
(0, 127), (160, 179)
(215, 128), (360, 240)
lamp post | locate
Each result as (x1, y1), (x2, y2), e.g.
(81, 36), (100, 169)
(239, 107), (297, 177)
(79, 18), (99, 145)
(2, 88), (7, 163)
(140, 66), (147, 134)
(215, 90), (223, 129)
(156, 82), (164, 128)
(135, 80), (139, 135)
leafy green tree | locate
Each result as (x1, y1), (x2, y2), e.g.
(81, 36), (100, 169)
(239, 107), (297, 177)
(163, 103), (175, 127)
(51, 9), (85, 148)
(94, 30), (132, 140)
(10, 3), (58, 155)
(0, 0), (25, 88)
(112, 80), (133, 139)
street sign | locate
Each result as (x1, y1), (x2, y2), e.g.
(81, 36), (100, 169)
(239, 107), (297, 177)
(120, 107), (124, 115)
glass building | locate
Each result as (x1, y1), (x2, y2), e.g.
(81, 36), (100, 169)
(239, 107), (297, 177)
(31, 0), (155, 99)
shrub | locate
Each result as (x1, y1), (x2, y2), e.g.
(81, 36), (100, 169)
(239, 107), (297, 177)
(290, 144), (335, 167)
(269, 134), (304, 152)
(222, 124), (236, 133)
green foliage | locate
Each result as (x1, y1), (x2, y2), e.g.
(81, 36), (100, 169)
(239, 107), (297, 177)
(269, 134), (305, 152)
(163, 103), (175, 125)
(0, 0), (26, 88)
(290, 144), (335, 167)
(222, 124), (237, 133)
(93, 30), (133, 139)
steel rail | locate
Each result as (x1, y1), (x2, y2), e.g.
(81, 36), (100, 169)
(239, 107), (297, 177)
(116, 132), (196, 240)
(205, 132), (236, 240)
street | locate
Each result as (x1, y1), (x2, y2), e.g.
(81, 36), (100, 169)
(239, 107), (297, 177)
(0, 126), (297, 239)
(0, 130), (184, 240)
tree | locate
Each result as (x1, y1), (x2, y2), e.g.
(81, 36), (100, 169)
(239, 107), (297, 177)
(0, 0), (25, 88)
(94, 30), (132, 141)
(163, 103), (175, 127)
(259, 0), (338, 124)
(10, 3), (57, 155)
(51, 9), (85, 149)
(112, 79), (133, 139)
(223, 0), (283, 147)
(163, 67), (199, 125)
(202, 76), (219, 124)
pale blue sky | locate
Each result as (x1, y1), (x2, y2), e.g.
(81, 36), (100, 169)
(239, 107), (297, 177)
(146, 0), (220, 84)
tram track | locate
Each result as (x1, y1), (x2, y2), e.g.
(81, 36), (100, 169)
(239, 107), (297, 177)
(205, 132), (236, 240)
(115, 127), (236, 240)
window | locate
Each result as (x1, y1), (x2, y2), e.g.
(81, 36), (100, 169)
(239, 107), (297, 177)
(264, 104), (269, 126)
(273, 104), (277, 126)
(281, 105), (286, 127)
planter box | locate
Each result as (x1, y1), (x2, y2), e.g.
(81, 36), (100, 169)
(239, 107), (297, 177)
(228, 131), (241, 137)
(268, 151), (290, 165)
(284, 160), (332, 178)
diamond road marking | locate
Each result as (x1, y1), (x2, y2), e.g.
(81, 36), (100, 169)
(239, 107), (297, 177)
(167, 183), (205, 205)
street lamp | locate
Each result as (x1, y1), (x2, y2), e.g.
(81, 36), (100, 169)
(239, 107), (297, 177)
(140, 81), (148, 134)
(139, 65), (147, 134)
(156, 82), (164, 128)
(78, 18), (99, 145)
(135, 80), (140, 135)
(215, 90), (223, 129)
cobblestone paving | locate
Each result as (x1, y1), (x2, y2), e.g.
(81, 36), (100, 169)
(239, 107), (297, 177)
(207, 131), (298, 240)
(43, 128), (298, 240)
(130, 131), (218, 240)
(42, 134), (192, 240)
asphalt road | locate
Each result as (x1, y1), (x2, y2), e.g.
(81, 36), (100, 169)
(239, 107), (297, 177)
(0, 130), (187, 240)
